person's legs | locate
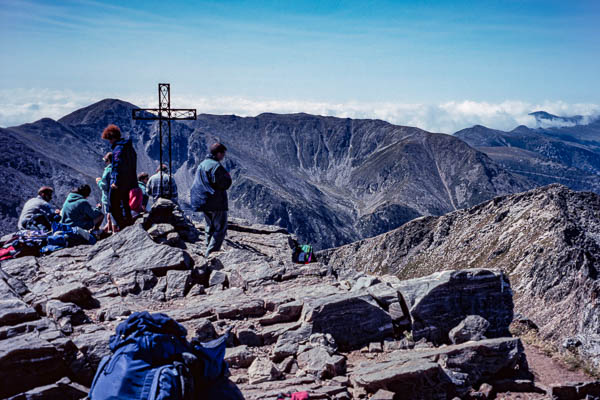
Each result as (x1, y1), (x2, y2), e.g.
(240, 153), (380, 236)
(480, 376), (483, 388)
(121, 189), (133, 227)
(101, 203), (110, 231)
(93, 214), (104, 230)
(207, 211), (227, 256)
(34, 214), (52, 231)
(109, 188), (126, 229)
(203, 211), (215, 256)
(24, 214), (49, 232)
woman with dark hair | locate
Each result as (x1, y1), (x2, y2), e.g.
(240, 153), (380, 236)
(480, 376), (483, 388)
(101, 124), (138, 229)
(97, 152), (117, 233)
(60, 184), (104, 230)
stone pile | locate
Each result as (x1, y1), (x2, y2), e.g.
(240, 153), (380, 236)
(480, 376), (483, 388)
(0, 200), (534, 399)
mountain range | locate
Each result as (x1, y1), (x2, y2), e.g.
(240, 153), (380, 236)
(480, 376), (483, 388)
(1, 99), (598, 248)
(1, 99), (529, 248)
(455, 112), (600, 193)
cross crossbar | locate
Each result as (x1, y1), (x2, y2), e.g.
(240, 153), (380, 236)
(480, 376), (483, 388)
(131, 108), (197, 120)
(131, 83), (197, 199)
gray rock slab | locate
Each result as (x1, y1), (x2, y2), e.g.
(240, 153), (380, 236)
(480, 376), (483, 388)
(351, 358), (451, 399)
(296, 346), (345, 379)
(302, 292), (393, 351)
(259, 300), (303, 326)
(248, 357), (281, 384)
(0, 333), (67, 398)
(0, 298), (39, 326)
(166, 269), (193, 300)
(449, 315), (491, 344)
(86, 224), (192, 278)
(396, 269), (513, 344)
(225, 345), (256, 368)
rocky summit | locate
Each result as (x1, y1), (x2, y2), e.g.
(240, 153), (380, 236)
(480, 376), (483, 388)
(0, 199), (543, 399)
(321, 183), (600, 371)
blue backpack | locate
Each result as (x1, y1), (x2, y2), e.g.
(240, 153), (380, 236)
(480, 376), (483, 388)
(89, 312), (229, 400)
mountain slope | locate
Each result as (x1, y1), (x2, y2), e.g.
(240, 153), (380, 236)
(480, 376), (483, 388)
(0, 126), (100, 234)
(320, 184), (600, 366)
(2, 99), (530, 248)
(455, 122), (600, 193)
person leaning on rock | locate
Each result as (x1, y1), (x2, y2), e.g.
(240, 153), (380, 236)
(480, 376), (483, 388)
(147, 164), (178, 205)
(101, 124), (138, 229)
(190, 143), (232, 258)
(17, 186), (61, 232)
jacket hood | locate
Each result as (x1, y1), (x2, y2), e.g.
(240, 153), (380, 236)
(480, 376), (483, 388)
(66, 193), (85, 203)
(112, 138), (132, 148)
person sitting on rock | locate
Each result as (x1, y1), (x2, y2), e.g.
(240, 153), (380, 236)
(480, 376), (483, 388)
(60, 184), (104, 230)
(147, 164), (178, 204)
(102, 124), (138, 229)
(137, 172), (150, 211)
(96, 152), (117, 233)
(190, 143), (232, 257)
(17, 186), (61, 232)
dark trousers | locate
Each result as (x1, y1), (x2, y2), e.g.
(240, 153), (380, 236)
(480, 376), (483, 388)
(203, 211), (227, 257)
(109, 187), (132, 229)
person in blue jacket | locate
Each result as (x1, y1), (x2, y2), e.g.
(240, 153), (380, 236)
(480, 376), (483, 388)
(101, 124), (137, 229)
(190, 143), (232, 257)
(60, 184), (104, 230)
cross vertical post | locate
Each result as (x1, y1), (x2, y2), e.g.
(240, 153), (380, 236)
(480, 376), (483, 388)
(132, 83), (197, 202)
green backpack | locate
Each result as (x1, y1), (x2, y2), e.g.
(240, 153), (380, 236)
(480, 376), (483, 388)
(294, 244), (314, 264)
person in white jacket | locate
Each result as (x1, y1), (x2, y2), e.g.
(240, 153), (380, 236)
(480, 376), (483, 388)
(17, 186), (60, 231)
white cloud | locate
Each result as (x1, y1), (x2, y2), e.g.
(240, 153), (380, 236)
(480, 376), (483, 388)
(1, 88), (599, 134)
(0, 89), (103, 128)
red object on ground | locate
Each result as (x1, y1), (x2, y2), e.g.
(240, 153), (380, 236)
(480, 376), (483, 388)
(291, 392), (309, 400)
(0, 245), (16, 260)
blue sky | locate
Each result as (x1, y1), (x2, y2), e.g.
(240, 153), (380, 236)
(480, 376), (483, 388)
(1, 0), (599, 131)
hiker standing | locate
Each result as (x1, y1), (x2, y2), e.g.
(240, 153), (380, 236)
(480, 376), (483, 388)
(190, 143), (232, 257)
(17, 186), (60, 232)
(101, 124), (138, 229)
(96, 152), (117, 233)
(147, 164), (178, 204)
(60, 184), (104, 230)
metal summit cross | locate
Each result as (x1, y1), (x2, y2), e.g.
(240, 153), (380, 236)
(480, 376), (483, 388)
(132, 83), (197, 197)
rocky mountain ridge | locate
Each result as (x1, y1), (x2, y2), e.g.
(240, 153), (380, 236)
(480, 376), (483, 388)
(320, 184), (600, 372)
(1, 99), (530, 248)
(455, 116), (600, 193)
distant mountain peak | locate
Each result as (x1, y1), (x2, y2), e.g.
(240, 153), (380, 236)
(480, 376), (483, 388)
(529, 110), (584, 127)
(58, 98), (139, 126)
(510, 125), (531, 133)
